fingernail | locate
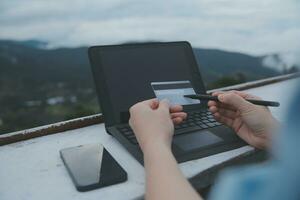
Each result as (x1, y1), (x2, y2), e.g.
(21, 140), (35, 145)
(218, 94), (224, 101)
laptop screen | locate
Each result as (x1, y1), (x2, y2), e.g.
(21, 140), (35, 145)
(92, 42), (206, 124)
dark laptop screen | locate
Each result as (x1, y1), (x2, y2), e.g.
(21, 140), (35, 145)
(96, 43), (206, 124)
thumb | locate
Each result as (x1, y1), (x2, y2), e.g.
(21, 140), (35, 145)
(218, 92), (255, 113)
(158, 99), (170, 112)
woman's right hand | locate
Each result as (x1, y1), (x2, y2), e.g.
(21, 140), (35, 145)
(208, 91), (279, 149)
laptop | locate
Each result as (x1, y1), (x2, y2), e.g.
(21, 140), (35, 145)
(88, 41), (246, 164)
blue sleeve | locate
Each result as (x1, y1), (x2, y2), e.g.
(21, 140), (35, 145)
(209, 83), (300, 200)
(209, 164), (300, 200)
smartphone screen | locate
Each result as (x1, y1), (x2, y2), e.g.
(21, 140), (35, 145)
(60, 143), (127, 191)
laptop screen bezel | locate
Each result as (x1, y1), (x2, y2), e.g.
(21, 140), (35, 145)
(88, 41), (207, 127)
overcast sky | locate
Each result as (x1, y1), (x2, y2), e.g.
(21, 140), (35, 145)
(0, 0), (299, 57)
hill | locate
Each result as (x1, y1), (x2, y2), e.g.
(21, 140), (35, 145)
(0, 40), (280, 133)
(0, 40), (279, 84)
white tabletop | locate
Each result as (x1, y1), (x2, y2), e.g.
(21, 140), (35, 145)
(0, 78), (298, 200)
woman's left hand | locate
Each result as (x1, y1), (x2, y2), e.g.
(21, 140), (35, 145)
(129, 99), (186, 152)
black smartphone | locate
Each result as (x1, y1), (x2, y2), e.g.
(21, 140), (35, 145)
(60, 143), (127, 192)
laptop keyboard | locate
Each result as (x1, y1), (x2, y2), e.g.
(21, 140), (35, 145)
(116, 109), (222, 145)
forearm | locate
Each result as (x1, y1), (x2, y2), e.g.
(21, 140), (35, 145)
(143, 142), (202, 200)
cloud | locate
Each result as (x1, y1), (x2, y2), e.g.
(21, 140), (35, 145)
(0, 0), (299, 59)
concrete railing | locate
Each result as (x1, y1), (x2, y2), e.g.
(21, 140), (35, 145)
(1, 73), (299, 146)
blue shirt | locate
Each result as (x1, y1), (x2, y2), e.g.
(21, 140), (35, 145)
(210, 84), (300, 200)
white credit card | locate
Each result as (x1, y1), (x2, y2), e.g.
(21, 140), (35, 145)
(151, 80), (200, 106)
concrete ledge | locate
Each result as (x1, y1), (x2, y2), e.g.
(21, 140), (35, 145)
(0, 73), (299, 146)
(0, 114), (103, 146)
(208, 72), (299, 93)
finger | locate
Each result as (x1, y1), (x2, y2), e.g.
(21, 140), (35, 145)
(209, 106), (218, 114)
(208, 100), (217, 107)
(173, 117), (183, 125)
(143, 98), (159, 109)
(218, 92), (255, 113)
(232, 90), (262, 100)
(150, 99), (159, 109)
(214, 102), (236, 111)
(129, 118), (132, 127)
(159, 99), (170, 112)
(209, 93), (237, 111)
(231, 91), (269, 112)
(231, 117), (243, 133)
(170, 104), (183, 113)
(129, 102), (149, 114)
(214, 112), (234, 127)
(171, 112), (187, 119)
(217, 108), (238, 120)
(212, 91), (225, 96)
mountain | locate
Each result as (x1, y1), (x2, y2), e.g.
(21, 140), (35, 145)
(0, 40), (279, 84)
(0, 40), (91, 82)
(193, 48), (279, 83)
(0, 40), (281, 133)
(17, 40), (48, 49)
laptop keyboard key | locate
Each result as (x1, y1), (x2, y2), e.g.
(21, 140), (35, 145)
(199, 124), (208, 129)
(127, 134), (136, 139)
(214, 122), (222, 126)
(208, 118), (216, 122)
(206, 122), (216, 127)
(123, 131), (133, 136)
(130, 138), (138, 145)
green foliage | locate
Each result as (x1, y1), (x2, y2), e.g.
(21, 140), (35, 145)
(207, 73), (247, 89)
(193, 49), (279, 84)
